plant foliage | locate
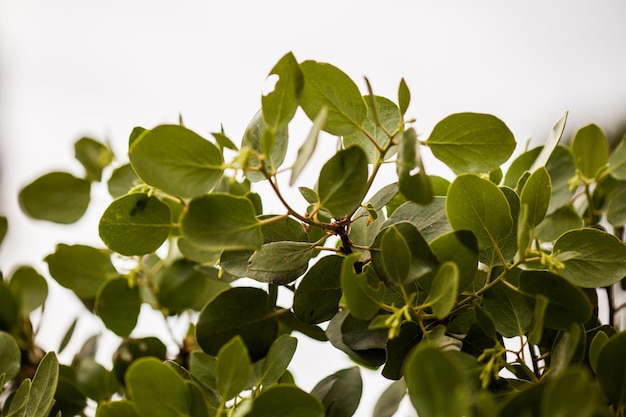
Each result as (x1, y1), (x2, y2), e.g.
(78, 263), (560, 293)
(2, 52), (626, 416)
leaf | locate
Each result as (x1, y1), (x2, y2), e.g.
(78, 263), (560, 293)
(247, 241), (316, 284)
(570, 124), (609, 179)
(74, 137), (114, 182)
(129, 124), (223, 198)
(196, 287), (277, 362)
(126, 358), (191, 417)
(9, 266), (48, 315)
(483, 270), (532, 338)
(0, 280), (18, 330)
(541, 367), (606, 417)
(19, 172), (90, 224)
(383, 321), (423, 380)
(398, 78), (411, 116)
(290, 107), (327, 185)
(380, 226), (411, 284)
(326, 308), (386, 368)
(534, 206), (582, 242)
(258, 335), (297, 387)
(596, 330), (626, 408)
(519, 270), (592, 330)
(95, 277), (141, 337)
(383, 197), (451, 242)
(182, 193), (263, 251)
(589, 330), (609, 374)
(216, 336), (251, 401)
(530, 112), (568, 171)
(245, 385), (325, 417)
(74, 358), (119, 403)
(446, 174), (513, 250)
(553, 228), (626, 287)
(27, 352), (59, 417)
(58, 318), (78, 354)
(340, 253), (385, 320)
(95, 401), (140, 417)
(311, 367), (362, 417)
(112, 337), (167, 386)
(108, 163), (141, 198)
(317, 146), (369, 219)
(396, 128), (433, 204)
(343, 96), (401, 163)
(0, 331), (21, 381)
(242, 109), (289, 181)
(546, 145), (577, 213)
(0, 215), (7, 247)
(607, 187), (626, 227)
(99, 193), (172, 256)
(607, 133), (626, 180)
(428, 230), (478, 293)
(373, 379), (407, 417)
(6, 379), (31, 417)
(45, 244), (118, 300)
(427, 262), (459, 319)
(519, 167), (551, 228)
(293, 255), (343, 324)
(425, 112), (516, 173)
(404, 346), (471, 417)
(262, 52), (303, 132)
(299, 60), (367, 136)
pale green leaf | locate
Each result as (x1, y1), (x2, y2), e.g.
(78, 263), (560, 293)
(290, 107), (327, 185)
(571, 124), (609, 179)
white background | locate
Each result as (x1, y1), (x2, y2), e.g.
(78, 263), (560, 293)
(2, 1), (626, 415)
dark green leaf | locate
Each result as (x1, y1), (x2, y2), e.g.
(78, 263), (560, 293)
(74, 358), (119, 402)
(607, 133), (626, 180)
(58, 318), (78, 354)
(380, 226), (411, 284)
(0, 216), (7, 247)
(216, 336), (251, 401)
(553, 228), (626, 288)
(247, 241), (316, 284)
(341, 253), (384, 320)
(447, 174), (513, 250)
(262, 52), (303, 132)
(27, 352), (59, 417)
(541, 367), (606, 417)
(189, 351), (217, 390)
(9, 266), (48, 314)
(483, 270), (532, 338)
(196, 287), (277, 362)
(534, 206), (582, 242)
(95, 277), (141, 337)
(571, 124), (609, 179)
(589, 330), (609, 374)
(290, 107), (327, 185)
(398, 78), (410, 116)
(45, 244), (118, 300)
(428, 230), (478, 293)
(326, 308), (386, 368)
(318, 146), (368, 219)
(426, 113), (516, 173)
(299, 60), (367, 136)
(244, 385), (324, 417)
(112, 337), (167, 386)
(546, 145), (577, 213)
(293, 255), (343, 324)
(383, 197), (451, 242)
(99, 193), (172, 256)
(311, 367), (362, 417)
(0, 331), (21, 381)
(74, 137), (113, 182)
(182, 194), (263, 251)
(129, 124), (223, 198)
(258, 335), (297, 387)
(19, 172), (90, 224)
(373, 379), (406, 417)
(7, 379), (31, 417)
(427, 262), (459, 319)
(343, 96), (401, 163)
(108, 163), (141, 198)
(382, 321), (423, 380)
(396, 128), (433, 204)
(596, 330), (626, 408)
(0, 280), (18, 330)
(607, 187), (626, 227)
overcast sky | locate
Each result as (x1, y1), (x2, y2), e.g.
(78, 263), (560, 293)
(2, 1), (626, 415)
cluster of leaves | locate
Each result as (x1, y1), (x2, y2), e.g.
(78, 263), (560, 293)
(2, 52), (626, 416)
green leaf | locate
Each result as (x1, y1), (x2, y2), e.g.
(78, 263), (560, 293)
(343, 96), (401, 163)
(74, 137), (114, 182)
(99, 193), (172, 256)
(534, 206), (582, 242)
(553, 228), (626, 287)
(74, 358), (119, 403)
(6, 378), (31, 417)
(126, 358), (190, 417)
(216, 336), (251, 401)
(258, 335), (297, 387)
(398, 78), (410, 116)
(317, 146), (369, 219)
(129, 125), (223, 198)
(262, 52), (303, 132)
(311, 367), (362, 417)
(9, 266), (48, 314)
(381, 226), (411, 284)
(373, 379), (407, 417)
(607, 187), (626, 227)
(596, 330), (626, 408)
(95, 401), (140, 417)
(340, 253), (385, 320)
(404, 346), (471, 417)
(299, 60), (367, 136)
(427, 262), (459, 319)
(19, 172), (90, 224)
(245, 385), (324, 417)
(196, 287), (277, 362)
(108, 163), (141, 198)
(0, 280), (18, 329)
(571, 124), (609, 179)
(182, 193), (263, 251)
(247, 241), (316, 284)
(428, 230), (478, 293)
(242, 109), (289, 181)
(529, 112), (568, 171)
(95, 277), (141, 337)
(589, 330), (609, 374)
(384, 197), (451, 242)
(519, 167), (551, 228)
(483, 270), (532, 338)
(541, 367), (606, 417)
(212, 130), (238, 151)
(446, 174), (513, 250)
(396, 128), (433, 204)
(27, 352), (59, 417)
(0, 215), (7, 247)
(0, 331), (21, 381)
(546, 145), (577, 213)
(58, 318), (78, 354)
(290, 107), (327, 185)
(426, 112), (516, 173)
(519, 270), (592, 329)
(607, 133), (626, 180)
(326, 308), (386, 368)
(45, 244), (118, 300)
(293, 255), (343, 324)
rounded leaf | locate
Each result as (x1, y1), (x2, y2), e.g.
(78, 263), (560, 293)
(19, 172), (90, 224)
(108, 163), (141, 198)
(571, 124), (609, 179)
(74, 137), (114, 182)
(596, 330), (626, 408)
(129, 124), (223, 198)
(293, 255), (343, 324)
(95, 277), (141, 337)
(99, 193), (172, 256)
(245, 385), (324, 417)
(9, 266), (48, 314)
(0, 331), (21, 381)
